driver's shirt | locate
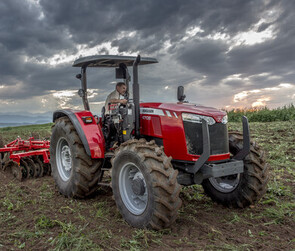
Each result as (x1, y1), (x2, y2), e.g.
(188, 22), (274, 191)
(105, 89), (123, 113)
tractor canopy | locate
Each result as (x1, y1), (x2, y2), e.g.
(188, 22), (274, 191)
(73, 55), (158, 68)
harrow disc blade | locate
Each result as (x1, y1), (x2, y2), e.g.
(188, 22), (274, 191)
(1, 153), (10, 171)
(3, 160), (13, 173)
(44, 163), (51, 176)
(26, 157), (40, 178)
(20, 158), (34, 178)
(32, 156), (44, 177)
(39, 156), (51, 176)
(37, 156), (47, 175)
(11, 162), (23, 181)
(22, 162), (30, 179)
(43, 165), (49, 176)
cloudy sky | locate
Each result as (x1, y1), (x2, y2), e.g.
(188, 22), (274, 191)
(0, 0), (294, 114)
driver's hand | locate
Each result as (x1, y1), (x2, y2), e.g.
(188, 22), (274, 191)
(120, 99), (128, 105)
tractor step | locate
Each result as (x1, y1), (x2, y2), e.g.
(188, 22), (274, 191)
(97, 182), (111, 187)
(105, 152), (114, 158)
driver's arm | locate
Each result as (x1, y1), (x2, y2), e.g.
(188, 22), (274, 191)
(109, 98), (127, 105)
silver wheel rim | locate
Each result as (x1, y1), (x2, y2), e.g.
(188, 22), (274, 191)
(56, 137), (72, 182)
(119, 162), (148, 215)
(209, 174), (241, 193)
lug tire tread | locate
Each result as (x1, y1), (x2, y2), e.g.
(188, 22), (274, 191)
(111, 138), (182, 230)
(202, 132), (269, 208)
(50, 117), (102, 198)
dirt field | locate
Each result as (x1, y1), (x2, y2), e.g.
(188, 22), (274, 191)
(0, 121), (294, 250)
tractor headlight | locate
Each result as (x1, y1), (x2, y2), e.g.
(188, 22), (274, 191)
(221, 115), (228, 124)
(182, 113), (216, 125)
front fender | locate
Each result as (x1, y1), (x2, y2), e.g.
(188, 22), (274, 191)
(53, 109), (105, 158)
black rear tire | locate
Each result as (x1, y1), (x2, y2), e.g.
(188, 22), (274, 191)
(202, 132), (269, 208)
(111, 139), (182, 229)
(50, 117), (102, 198)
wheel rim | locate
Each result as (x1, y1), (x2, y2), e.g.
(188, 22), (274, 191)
(56, 137), (72, 182)
(209, 174), (241, 193)
(119, 162), (148, 215)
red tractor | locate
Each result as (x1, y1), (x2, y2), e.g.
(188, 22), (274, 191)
(50, 55), (269, 230)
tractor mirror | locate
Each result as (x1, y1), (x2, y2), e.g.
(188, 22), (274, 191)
(76, 74), (82, 79)
(177, 86), (186, 102)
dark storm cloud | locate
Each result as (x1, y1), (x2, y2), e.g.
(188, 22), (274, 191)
(111, 36), (163, 54)
(175, 39), (231, 84)
(0, 0), (78, 99)
(0, 1), (75, 57)
(38, 0), (267, 51)
(175, 0), (295, 89)
(0, 0), (294, 106)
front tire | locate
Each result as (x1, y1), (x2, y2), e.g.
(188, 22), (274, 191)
(202, 132), (269, 208)
(50, 117), (102, 198)
(111, 139), (182, 229)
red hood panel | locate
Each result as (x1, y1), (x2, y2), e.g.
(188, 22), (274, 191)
(140, 102), (226, 122)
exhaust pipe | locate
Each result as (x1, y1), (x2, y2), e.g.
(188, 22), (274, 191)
(133, 55), (141, 139)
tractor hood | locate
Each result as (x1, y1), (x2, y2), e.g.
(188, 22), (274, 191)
(140, 102), (227, 123)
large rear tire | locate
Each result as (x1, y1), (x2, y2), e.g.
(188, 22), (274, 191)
(50, 117), (102, 198)
(111, 139), (182, 230)
(202, 132), (269, 208)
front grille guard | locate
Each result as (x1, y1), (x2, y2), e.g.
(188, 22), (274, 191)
(185, 116), (250, 175)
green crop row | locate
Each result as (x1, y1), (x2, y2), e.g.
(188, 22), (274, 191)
(226, 104), (295, 122)
(0, 123), (52, 143)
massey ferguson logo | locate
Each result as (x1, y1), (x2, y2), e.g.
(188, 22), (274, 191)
(142, 109), (154, 114)
(140, 108), (165, 116)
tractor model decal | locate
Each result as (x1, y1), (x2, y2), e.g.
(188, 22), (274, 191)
(140, 108), (165, 116)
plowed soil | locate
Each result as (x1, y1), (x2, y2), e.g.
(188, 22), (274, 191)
(0, 121), (294, 250)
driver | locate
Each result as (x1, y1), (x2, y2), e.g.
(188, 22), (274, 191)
(105, 82), (128, 113)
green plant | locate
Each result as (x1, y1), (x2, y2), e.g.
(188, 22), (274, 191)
(226, 104), (295, 122)
(50, 222), (99, 251)
(2, 198), (14, 210)
(35, 215), (56, 229)
(263, 202), (295, 225)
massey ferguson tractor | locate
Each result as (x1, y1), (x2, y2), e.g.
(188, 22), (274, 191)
(50, 55), (269, 230)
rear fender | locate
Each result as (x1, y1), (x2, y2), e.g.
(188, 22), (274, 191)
(53, 109), (105, 158)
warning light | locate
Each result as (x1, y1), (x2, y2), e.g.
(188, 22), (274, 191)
(82, 116), (93, 124)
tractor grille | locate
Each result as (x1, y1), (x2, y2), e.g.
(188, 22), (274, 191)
(183, 121), (229, 155)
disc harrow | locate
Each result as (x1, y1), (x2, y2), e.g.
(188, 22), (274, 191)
(0, 136), (51, 181)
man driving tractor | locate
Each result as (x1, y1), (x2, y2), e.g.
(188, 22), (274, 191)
(105, 82), (127, 113)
